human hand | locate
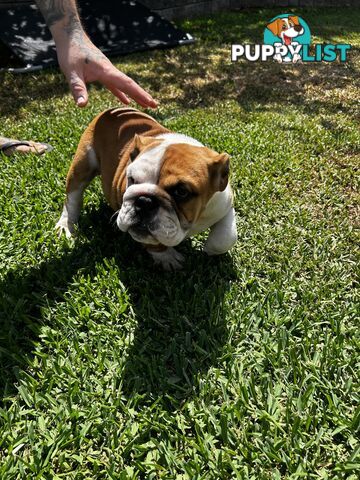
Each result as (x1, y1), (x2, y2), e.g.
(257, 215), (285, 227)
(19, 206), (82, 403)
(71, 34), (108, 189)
(56, 34), (158, 109)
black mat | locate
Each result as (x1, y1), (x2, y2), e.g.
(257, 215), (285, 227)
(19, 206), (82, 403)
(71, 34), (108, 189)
(0, 0), (194, 72)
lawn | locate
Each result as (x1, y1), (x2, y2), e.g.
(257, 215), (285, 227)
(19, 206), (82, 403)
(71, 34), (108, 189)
(0, 7), (359, 479)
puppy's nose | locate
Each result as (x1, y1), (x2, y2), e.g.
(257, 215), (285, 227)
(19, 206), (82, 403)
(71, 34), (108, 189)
(134, 195), (158, 214)
(294, 25), (303, 32)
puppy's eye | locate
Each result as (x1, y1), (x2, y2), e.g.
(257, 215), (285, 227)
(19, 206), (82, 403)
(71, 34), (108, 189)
(171, 184), (192, 201)
(282, 24), (287, 30)
(127, 176), (135, 186)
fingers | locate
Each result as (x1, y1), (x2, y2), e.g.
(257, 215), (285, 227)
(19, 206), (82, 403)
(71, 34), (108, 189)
(102, 67), (158, 109)
(108, 86), (131, 105)
(69, 71), (88, 107)
(66, 59), (158, 109)
(109, 87), (150, 109)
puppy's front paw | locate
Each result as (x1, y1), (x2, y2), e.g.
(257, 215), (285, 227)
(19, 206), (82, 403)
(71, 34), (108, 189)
(55, 218), (75, 239)
(149, 247), (184, 271)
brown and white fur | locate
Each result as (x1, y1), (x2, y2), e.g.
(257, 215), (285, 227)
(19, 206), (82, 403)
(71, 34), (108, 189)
(56, 108), (237, 270)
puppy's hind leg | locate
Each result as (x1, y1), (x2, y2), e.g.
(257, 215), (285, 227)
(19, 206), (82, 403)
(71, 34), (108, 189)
(56, 146), (99, 238)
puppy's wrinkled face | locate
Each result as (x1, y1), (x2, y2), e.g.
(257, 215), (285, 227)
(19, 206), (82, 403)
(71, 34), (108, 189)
(117, 135), (229, 247)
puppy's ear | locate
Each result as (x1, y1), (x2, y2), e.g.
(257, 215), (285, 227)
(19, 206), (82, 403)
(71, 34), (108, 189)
(289, 15), (299, 25)
(267, 18), (282, 37)
(209, 153), (230, 192)
(130, 134), (141, 162)
(130, 134), (162, 162)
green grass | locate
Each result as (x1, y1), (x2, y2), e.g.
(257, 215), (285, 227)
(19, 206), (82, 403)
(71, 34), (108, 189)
(0, 7), (359, 479)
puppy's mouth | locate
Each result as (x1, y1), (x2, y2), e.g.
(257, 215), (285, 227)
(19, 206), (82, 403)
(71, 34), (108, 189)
(131, 222), (149, 235)
(129, 222), (153, 239)
(118, 201), (186, 247)
(283, 34), (292, 46)
(128, 222), (160, 245)
(282, 26), (303, 45)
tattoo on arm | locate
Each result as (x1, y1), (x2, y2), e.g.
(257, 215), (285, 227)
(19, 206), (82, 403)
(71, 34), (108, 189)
(35, 0), (80, 30)
(36, 0), (106, 64)
(36, 0), (67, 27)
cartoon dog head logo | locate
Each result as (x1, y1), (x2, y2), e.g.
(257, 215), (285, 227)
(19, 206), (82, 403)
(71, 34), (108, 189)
(267, 16), (304, 45)
(264, 14), (311, 63)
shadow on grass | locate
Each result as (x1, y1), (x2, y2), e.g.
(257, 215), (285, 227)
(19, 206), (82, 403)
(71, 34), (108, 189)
(0, 204), (236, 404)
(0, 70), (69, 117)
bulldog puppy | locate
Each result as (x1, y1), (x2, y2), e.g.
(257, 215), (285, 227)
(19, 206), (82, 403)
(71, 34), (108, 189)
(56, 108), (237, 269)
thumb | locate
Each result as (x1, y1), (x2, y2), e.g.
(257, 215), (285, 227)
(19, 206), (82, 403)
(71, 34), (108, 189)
(69, 71), (88, 107)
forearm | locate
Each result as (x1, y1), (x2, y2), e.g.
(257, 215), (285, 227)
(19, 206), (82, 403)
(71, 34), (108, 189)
(35, 0), (84, 43)
(35, 0), (157, 108)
